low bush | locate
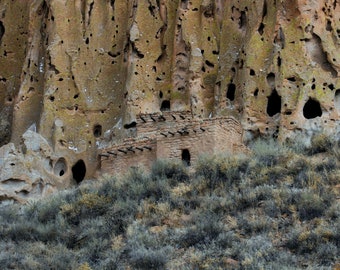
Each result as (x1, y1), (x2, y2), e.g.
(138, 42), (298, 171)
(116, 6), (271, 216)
(151, 159), (189, 185)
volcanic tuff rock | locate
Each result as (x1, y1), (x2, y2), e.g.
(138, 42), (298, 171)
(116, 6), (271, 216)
(0, 0), (339, 202)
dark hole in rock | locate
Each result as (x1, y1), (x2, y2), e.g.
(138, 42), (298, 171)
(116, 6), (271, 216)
(266, 89), (281, 116)
(0, 21), (4, 43)
(182, 149), (191, 166)
(54, 158), (67, 177)
(93, 124), (102, 137)
(161, 100), (170, 111)
(326, 20), (332, 31)
(239, 11), (246, 29)
(334, 90), (340, 112)
(124, 121), (137, 129)
(258, 22), (265, 35)
(110, 0), (115, 10)
(72, 160), (86, 183)
(227, 83), (236, 101)
(254, 88), (259, 97)
(250, 69), (255, 76)
(205, 60), (214, 68)
(277, 56), (282, 67)
(303, 98), (322, 119)
(266, 72), (275, 89)
(159, 91), (163, 98)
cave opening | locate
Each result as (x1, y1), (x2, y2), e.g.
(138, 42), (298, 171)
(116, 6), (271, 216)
(181, 149), (191, 166)
(227, 83), (236, 101)
(303, 98), (322, 119)
(72, 160), (86, 183)
(54, 158), (67, 177)
(93, 124), (102, 138)
(160, 100), (170, 111)
(266, 89), (281, 116)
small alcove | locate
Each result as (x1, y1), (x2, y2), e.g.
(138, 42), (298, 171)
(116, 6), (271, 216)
(160, 100), (170, 111)
(72, 160), (86, 183)
(93, 124), (102, 138)
(54, 158), (67, 177)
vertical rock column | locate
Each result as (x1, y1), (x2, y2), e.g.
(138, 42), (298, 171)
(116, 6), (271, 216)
(0, 0), (32, 145)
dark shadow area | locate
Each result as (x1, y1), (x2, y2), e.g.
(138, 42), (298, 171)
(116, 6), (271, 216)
(182, 149), (191, 166)
(0, 21), (4, 44)
(227, 83), (236, 101)
(266, 89), (281, 116)
(124, 121), (137, 129)
(303, 98), (322, 119)
(160, 100), (170, 111)
(93, 125), (102, 138)
(72, 160), (86, 183)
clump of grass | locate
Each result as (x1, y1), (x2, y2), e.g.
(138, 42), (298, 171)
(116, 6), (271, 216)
(151, 159), (189, 185)
(195, 153), (249, 191)
(297, 191), (327, 220)
(309, 133), (333, 155)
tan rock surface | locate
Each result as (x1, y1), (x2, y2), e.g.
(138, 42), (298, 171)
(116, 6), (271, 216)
(0, 1), (339, 201)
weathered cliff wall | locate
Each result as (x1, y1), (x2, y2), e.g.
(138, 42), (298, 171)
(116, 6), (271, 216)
(0, 0), (339, 202)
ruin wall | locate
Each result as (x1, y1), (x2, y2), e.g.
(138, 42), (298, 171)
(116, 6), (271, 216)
(99, 115), (244, 175)
(100, 138), (157, 176)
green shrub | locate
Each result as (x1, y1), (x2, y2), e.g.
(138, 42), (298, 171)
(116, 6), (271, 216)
(151, 159), (189, 185)
(195, 154), (249, 191)
(315, 243), (338, 266)
(235, 235), (282, 269)
(238, 214), (274, 235)
(251, 138), (287, 166)
(129, 246), (169, 270)
(178, 212), (223, 248)
(297, 191), (326, 220)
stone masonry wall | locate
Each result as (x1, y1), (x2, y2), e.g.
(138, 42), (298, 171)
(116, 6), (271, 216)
(100, 138), (157, 176)
(99, 114), (244, 175)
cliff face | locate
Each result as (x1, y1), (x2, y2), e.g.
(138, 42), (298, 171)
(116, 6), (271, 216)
(0, 0), (339, 202)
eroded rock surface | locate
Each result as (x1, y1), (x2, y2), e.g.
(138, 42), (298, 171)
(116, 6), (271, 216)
(0, 0), (339, 202)
(0, 129), (73, 204)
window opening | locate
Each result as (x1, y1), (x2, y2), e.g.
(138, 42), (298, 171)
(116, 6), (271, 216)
(181, 149), (191, 166)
